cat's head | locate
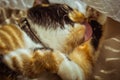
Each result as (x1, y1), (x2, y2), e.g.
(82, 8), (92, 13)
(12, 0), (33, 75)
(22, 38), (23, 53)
(27, 2), (106, 52)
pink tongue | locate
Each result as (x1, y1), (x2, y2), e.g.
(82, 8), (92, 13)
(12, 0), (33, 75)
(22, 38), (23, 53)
(84, 23), (93, 41)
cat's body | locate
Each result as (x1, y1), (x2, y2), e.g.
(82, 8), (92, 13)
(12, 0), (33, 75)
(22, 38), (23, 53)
(0, 2), (106, 80)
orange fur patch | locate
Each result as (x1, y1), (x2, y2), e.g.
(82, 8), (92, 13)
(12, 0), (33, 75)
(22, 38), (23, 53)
(63, 24), (85, 54)
(69, 10), (85, 23)
(20, 50), (64, 78)
(0, 24), (24, 54)
(69, 40), (94, 79)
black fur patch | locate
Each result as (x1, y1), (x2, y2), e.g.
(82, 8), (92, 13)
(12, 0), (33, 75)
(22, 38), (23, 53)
(0, 54), (3, 61)
(89, 20), (102, 50)
(0, 62), (18, 79)
(27, 4), (74, 29)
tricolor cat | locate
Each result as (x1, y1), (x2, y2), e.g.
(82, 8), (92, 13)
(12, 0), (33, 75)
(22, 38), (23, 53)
(0, 2), (106, 80)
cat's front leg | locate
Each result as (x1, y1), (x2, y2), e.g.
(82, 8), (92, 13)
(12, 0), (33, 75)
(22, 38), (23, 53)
(2, 48), (63, 78)
(2, 48), (48, 77)
(3, 48), (85, 80)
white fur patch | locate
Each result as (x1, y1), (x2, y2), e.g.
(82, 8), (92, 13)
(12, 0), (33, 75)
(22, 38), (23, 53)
(22, 31), (42, 48)
(28, 19), (86, 53)
(58, 56), (85, 80)
(29, 22), (73, 51)
(3, 54), (14, 69)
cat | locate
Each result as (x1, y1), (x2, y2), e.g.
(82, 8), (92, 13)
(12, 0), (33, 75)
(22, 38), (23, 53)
(0, 2), (106, 80)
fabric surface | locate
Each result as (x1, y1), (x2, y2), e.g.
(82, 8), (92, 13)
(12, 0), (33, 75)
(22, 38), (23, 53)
(0, 0), (34, 10)
(94, 36), (120, 80)
(81, 0), (120, 22)
(93, 18), (120, 80)
(1, 0), (120, 22)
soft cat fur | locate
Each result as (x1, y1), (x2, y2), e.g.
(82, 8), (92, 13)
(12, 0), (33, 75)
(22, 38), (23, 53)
(0, 2), (106, 80)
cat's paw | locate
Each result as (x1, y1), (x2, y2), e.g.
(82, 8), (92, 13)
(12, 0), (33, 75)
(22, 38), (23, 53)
(33, 50), (85, 80)
(32, 50), (64, 72)
(86, 7), (107, 25)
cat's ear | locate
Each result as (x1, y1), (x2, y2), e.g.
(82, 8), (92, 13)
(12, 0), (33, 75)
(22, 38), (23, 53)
(68, 10), (85, 23)
(34, 0), (50, 6)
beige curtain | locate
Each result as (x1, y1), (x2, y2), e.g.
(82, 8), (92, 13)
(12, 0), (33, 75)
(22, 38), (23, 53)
(81, 0), (120, 22)
(0, 0), (34, 10)
(1, 0), (120, 22)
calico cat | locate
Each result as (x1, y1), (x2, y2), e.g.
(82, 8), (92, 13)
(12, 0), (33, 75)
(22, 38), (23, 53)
(0, 3), (106, 80)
